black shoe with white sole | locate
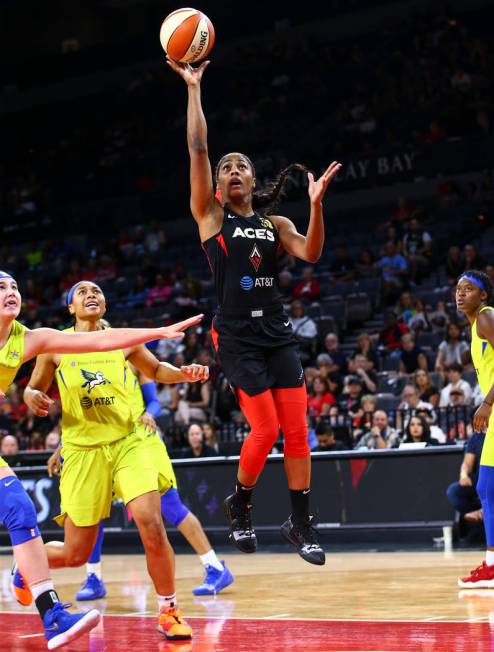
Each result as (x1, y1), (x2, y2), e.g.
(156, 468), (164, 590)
(280, 515), (326, 566)
(224, 494), (257, 553)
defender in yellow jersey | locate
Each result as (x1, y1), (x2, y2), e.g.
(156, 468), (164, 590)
(70, 364), (234, 598)
(24, 281), (208, 640)
(455, 270), (494, 588)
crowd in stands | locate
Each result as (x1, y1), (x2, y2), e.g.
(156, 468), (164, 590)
(2, 3), (493, 235)
(0, 192), (492, 458)
(1, 2), (493, 458)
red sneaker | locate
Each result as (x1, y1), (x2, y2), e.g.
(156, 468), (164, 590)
(458, 561), (494, 588)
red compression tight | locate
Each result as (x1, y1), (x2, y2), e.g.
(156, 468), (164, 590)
(236, 385), (310, 480)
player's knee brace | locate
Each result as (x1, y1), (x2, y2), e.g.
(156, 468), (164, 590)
(0, 477), (40, 546)
(161, 488), (190, 527)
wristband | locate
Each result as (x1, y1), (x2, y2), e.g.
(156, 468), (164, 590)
(484, 400), (493, 407)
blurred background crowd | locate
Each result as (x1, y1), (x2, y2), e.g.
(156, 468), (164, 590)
(0, 0), (493, 460)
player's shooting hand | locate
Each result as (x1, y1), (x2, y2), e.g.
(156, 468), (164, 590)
(166, 57), (210, 85)
(139, 411), (158, 434)
(180, 364), (210, 383)
(473, 401), (492, 433)
(47, 447), (62, 478)
(159, 314), (204, 340)
(24, 387), (54, 417)
(307, 161), (342, 205)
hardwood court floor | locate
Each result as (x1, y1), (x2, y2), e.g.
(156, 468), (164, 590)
(1, 549), (494, 650)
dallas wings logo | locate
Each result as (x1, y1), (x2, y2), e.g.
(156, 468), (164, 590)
(80, 369), (111, 394)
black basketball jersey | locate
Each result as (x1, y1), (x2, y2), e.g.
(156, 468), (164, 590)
(202, 208), (283, 312)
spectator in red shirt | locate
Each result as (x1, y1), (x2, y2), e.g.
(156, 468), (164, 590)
(293, 266), (320, 301)
(307, 376), (336, 417)
(378, 309), (409, 351)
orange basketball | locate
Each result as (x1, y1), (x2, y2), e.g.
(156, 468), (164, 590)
(159, 7), (215, 64)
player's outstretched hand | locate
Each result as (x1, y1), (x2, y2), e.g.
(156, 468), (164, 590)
(24, 388), (54, 417)
(307, 161), (342, 204)
(47, 447), (62, 478)
(166, 56), (210, 86)
(139, 411), (158, 434)
(160, 314), (204, 340)
(180, 364), (210, 383)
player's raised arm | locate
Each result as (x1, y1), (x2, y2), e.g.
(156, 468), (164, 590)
(166, 57), (222, 239)
(23, 314), (203, 360)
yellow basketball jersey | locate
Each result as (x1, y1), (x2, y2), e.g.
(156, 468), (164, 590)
(56, 328), (134, 447)
(471, 306), (494, 397)
(0, 320), (26, 393)
(128, 367), (146, 422)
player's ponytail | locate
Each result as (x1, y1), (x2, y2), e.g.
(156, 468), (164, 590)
(457, 269), (494, 303)
(253, 163), (309, 215)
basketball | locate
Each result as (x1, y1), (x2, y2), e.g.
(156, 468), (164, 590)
(159, 7), (215, 64)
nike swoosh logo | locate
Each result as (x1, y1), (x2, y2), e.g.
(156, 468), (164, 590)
(5, 479), (15, 487)
(284, 321), (290, 327)
(302, 489), (310, 494)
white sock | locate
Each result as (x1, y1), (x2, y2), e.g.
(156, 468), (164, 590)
(86, 562), (102, 579)
(486, 550), (494, 566)
(199, 549), (223, 571)
(157, 593), (177, 612)
(29, 579), (55, 601)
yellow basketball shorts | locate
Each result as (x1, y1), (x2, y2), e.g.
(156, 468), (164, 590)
(142, 430), (177, 490)
(56, 431), (172, 527)
(0, 456), (9, 469)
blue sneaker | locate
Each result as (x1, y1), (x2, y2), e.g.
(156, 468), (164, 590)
(43, 602), (100, 649)
(192, 561), (234, 596)
(76, 574), (107, 601)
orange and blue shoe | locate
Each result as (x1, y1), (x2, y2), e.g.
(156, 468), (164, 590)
(11, 560), (32, 606)
(157, 606), (192, 640)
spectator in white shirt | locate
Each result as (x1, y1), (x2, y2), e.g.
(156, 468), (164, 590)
(289, 300), (317, 339)
(439, 362), (473, 407)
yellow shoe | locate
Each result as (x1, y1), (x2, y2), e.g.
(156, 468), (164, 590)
(157, 606), (192, 640)
(11, 561), (32, 607)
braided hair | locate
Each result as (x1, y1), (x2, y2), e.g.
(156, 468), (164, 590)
(457, 269), (494, 304)
(215, 153), (309, 215)
(253, 163), (309, 215)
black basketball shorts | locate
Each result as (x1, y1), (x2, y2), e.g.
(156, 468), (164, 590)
(211, 307), (305, 396)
